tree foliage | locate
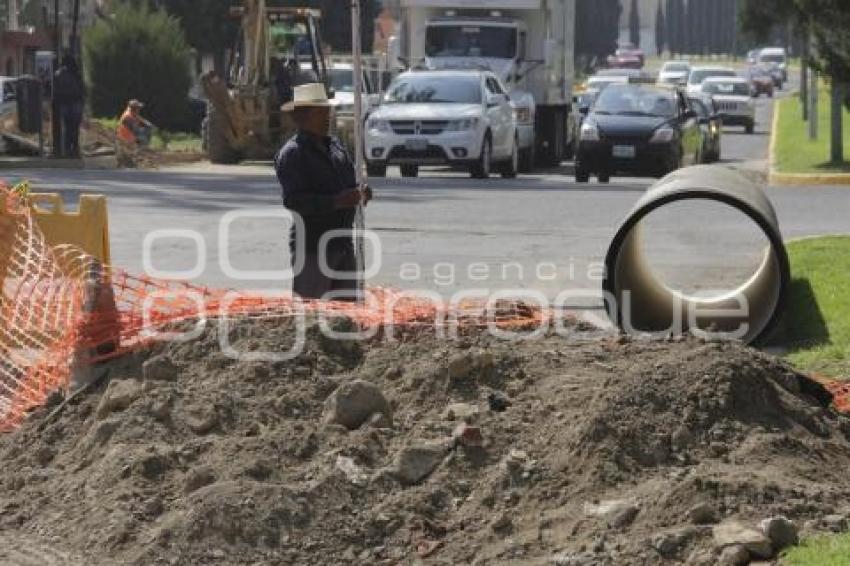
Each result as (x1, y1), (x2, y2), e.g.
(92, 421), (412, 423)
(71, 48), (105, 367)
(575, 0), (621, 68)
(654, 0), (666, 56)
(83, 3), (192, 131)
(629, 0), (641, 47)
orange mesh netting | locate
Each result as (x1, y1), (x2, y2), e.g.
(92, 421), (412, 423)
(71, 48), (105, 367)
(0, 183), (847, 432)
(0, 184), (552, 432)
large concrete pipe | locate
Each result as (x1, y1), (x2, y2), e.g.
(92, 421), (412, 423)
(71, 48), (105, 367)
(603, 165), (790, 344)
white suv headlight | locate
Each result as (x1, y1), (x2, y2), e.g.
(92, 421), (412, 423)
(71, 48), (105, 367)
(580, 121), (600, 142)
(446, 118), (480, 131)
(649, 126), (675, 144)
(367, 118), (391, 133)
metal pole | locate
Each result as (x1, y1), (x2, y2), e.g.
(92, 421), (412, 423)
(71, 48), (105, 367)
(830, 81), (844, 164)
(351, 0), (367, 300)
(800, 35), (808, 122)
(808, 28), (818, 141)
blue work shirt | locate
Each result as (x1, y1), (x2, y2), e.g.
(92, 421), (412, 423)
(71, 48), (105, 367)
(274, 132), (357, 254)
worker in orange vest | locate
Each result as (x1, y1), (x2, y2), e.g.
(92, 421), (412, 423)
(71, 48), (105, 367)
(116, 100), (153, 147)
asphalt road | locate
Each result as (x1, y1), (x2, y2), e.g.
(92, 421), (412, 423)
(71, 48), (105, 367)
(1, 84), (848, 304)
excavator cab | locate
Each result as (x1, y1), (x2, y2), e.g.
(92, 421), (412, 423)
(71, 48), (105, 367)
(202, 3), (337, 164)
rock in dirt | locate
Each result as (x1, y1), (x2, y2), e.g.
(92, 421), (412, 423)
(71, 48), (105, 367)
(323, 380), (391, 430)
(718, 544), (750, 566)
(583, 499), (640, 529)
(448, 353), (474, 380)
(142, 355), (179, 381)
(443, 402), (480, 422)
(452, 423), (484, 448)
(688, 502), (719, 525)
(392, 442), (448, 485)
(185, 406), (219, 435)
(184, 466), (217, 495)
(713, 520), (773, 559)
(95, 379), (144, 419)
(651, 527), (695, 558)
(759, 516), (798, 550)
(335, 456), (369, 486)
(822, 514), (847, 533)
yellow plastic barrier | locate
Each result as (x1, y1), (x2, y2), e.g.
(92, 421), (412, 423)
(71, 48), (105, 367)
(28, 193), (111, 267)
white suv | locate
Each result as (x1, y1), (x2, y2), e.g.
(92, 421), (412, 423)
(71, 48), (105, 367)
(365, 70), (518, 179)
(701, 77), (756, 134)
(686, 66), (738, 96)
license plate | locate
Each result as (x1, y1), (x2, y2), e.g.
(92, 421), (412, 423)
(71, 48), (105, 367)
(405, 139), (428, 151)
(612, 145), (636, 159)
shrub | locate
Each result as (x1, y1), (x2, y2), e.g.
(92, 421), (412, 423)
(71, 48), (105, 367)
(83, 4), (192, 131)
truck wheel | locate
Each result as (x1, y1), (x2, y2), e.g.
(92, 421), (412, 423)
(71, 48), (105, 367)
(536, 107), (566, 168)
(499, 138), (519, 179)
(519, 143), (535, 173)
(367, 162), (386, 178)
(471, 135), (492, 179)
(746, 122), (755, 135)
(207, 105), (240, 164)
(400, 164), (419, 178)
(598, 171), (611, 184)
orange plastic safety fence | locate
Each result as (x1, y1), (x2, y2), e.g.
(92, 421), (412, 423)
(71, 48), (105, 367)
(0, 184), (552, 432)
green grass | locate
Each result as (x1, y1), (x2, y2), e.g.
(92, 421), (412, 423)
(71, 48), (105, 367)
(781, 236), (850, 379)
(92, 118), (202, 153)
(782, 533), (850, 565)
(777, 238), (850, 564)
(774, 86), (850, 174)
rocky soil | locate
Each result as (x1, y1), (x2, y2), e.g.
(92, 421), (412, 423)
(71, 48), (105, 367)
(2, 318), (850, 565)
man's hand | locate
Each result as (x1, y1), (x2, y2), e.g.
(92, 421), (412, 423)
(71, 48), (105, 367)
(334, 186), (373, 210)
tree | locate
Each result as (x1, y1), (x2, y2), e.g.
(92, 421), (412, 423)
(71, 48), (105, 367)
(575, 0), (621, 70)
(83, 3), (192, 131)
(153, 0), (238, 74)
(655, 0), (666, 56)
(629, 0), (641, 47)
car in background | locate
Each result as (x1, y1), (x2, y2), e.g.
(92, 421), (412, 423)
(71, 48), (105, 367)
(746, 49), (760, 65)
(326, 62), (380, 119)
(574, 84), (702, 182)
(365, 69), (518, 179)
(689, 95), (722, 163)
(586, 74), (629, 91)
(701, 77), (756, 134)
(686, 66), (738, 96)
(758, 47), (788, 87)
(748, 65), (775, 98)
(607, 42), (645, 69)
(657, 61), (691, 86)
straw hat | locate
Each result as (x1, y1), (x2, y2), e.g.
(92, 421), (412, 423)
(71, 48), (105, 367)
(282, 83), (331, 112)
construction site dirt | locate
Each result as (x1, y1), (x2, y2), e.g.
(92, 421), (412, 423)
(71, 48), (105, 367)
(2, 320), (850, 565)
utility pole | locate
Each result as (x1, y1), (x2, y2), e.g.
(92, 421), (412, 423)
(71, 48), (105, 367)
(51, 0), (61, 158)
(808, 26), (818, 141)
(830, 81), (844, 164)
(800, 34), (808, 121)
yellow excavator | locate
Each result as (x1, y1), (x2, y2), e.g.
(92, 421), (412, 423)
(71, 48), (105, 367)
(201, 1), (343, 164)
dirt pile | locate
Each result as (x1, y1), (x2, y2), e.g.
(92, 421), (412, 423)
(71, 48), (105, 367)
(2, 320), (850, 565)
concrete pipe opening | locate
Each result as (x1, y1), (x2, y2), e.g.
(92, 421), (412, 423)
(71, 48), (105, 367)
(603, 166), (791, 345)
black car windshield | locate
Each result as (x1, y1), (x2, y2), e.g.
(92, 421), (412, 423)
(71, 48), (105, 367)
(594, 86), (677, 118)
(425, 25), (517, 59)
(689, 69), (737, 84)
(384, 75), (481, 104)
(702, 81), (750, 96)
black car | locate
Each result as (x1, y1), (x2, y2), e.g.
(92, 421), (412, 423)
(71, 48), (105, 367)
(689, 96), (722, 163)
(575, 84), (703, 183)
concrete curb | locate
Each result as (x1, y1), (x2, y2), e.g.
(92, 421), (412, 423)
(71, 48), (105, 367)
(0, 155), (118, 170)
(768, 96), (850, 187)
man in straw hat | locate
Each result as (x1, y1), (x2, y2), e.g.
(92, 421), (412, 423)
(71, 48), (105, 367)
(274, 82), (372, 300)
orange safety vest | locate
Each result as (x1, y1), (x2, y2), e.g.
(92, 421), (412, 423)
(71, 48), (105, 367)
(116, 109), (142, 143)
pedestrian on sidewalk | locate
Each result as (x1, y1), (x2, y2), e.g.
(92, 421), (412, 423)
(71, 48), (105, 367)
(274, 82), (372, 300)
(52, 55), (86, 158)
